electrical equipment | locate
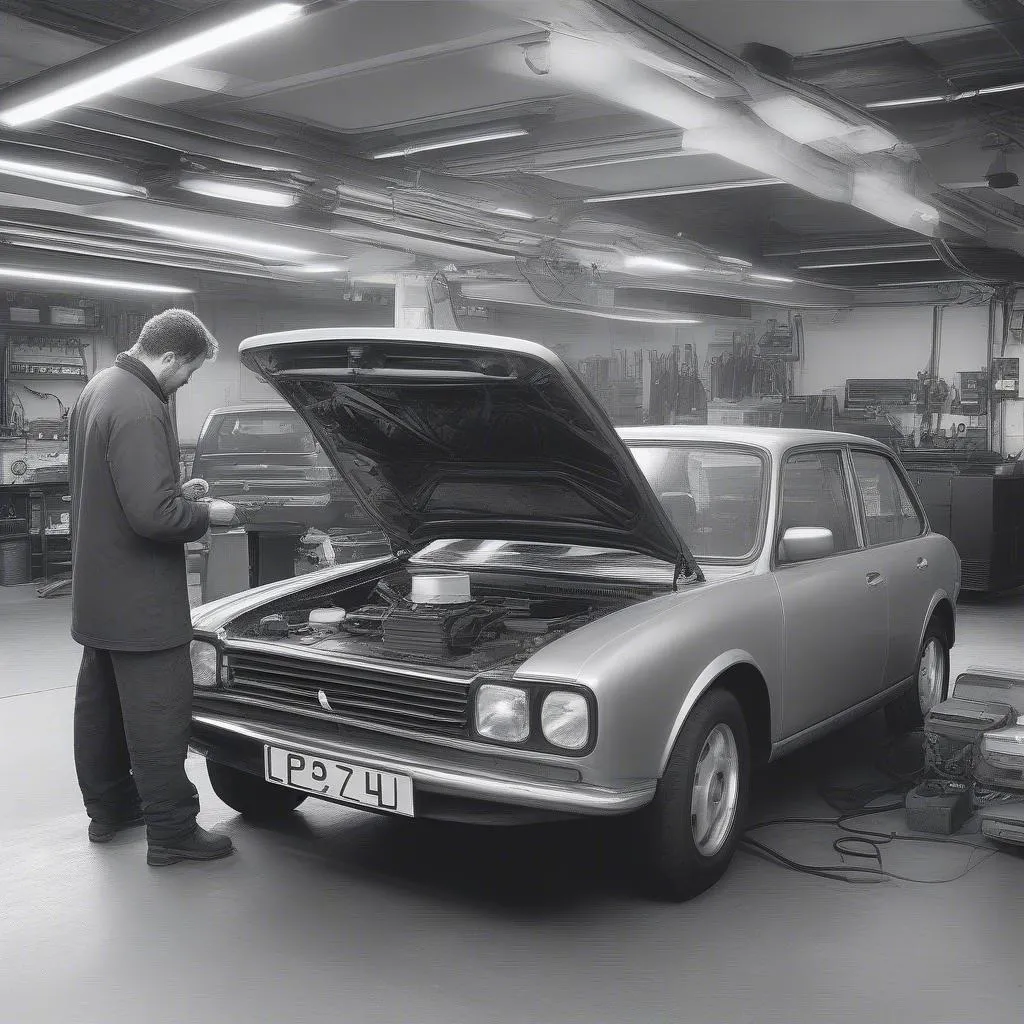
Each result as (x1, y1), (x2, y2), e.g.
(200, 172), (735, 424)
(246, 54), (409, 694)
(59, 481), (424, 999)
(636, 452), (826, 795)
(923, 697), (1017, 785)
(957, 370), (988, 414)
(991, 357), (1019, 399)
(904, 782), (972, 835)
(844, 378), (920, 408)
(978, 801), (1024, 845)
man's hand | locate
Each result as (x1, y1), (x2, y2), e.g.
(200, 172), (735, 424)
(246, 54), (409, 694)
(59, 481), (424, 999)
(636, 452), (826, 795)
(207, 499), (239, 526)
(181, 477), (210, 500)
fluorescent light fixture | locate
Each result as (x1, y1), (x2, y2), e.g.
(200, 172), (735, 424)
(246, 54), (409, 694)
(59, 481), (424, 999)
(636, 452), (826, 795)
(789, 242), (931, 255)
(492, 207), (537, 221)
(751, 273), (794, 283)
(585, 179), (781, 203)
(99, 217), (311, 257)
(178, 176), (297, 208)
(0, 156), (145, 197)
(800, 257), (942, 269)
(293, 263), (346, 274)
(718, 255), (753, 267)
(625, 256), (696, 273)
(866, 80), (1024, 110)
(0, 4), (303, 127)
(371, 128), (529, 160)
(0, 266), (189, 293)
(752, 96), (853, 144)
(874, 279), (965, 288)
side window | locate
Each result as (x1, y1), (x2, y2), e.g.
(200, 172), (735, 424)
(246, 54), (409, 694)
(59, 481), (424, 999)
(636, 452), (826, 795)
(777, 450), (859, 562)
(852, 452), (925, 545)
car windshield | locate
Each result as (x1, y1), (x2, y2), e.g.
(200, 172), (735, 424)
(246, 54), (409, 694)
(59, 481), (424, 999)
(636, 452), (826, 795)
(627, 444), (767, 561)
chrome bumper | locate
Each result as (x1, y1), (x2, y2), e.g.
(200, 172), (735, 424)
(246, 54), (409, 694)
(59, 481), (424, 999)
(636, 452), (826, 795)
(191, 710), (655, 817)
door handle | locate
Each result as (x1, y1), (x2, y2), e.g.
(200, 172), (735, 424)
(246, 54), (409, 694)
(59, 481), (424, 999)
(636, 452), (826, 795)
(916, 557), (929, 571)
(866, 572), (885, 587)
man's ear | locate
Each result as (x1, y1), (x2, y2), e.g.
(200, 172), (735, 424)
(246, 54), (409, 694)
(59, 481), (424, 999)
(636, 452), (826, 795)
(159, 351), (178, 367)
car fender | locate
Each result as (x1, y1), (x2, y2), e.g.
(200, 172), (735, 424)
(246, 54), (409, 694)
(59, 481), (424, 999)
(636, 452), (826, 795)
(658, 650), (769, 775)
(919, 588), (957, 653)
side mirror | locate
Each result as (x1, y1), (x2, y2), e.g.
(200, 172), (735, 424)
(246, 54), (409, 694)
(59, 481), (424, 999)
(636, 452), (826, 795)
(780, 526), (834, 563)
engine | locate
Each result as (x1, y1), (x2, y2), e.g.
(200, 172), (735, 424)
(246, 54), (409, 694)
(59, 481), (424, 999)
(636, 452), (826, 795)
(251, 570), (609, 667)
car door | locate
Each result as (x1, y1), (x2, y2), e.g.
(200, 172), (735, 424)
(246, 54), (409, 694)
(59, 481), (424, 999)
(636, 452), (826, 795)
(850, 448), (933, 686)
(773, 447), (890, 737)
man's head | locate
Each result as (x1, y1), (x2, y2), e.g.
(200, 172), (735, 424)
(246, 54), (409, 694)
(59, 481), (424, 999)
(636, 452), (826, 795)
(129, 309), (218, 396)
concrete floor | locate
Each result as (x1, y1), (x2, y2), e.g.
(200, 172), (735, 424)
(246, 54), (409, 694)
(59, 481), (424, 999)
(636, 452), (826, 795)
(2, 583), (1023, 1024)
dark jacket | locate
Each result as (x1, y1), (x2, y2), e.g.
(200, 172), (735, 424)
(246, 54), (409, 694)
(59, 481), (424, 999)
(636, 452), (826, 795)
(69, 354), (210, 651)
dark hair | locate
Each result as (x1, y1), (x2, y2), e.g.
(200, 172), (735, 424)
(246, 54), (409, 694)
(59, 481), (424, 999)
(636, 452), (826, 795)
(132, 309), (218, 362)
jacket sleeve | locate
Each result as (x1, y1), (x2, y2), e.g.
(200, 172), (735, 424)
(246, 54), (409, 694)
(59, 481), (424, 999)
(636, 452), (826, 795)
(106, 413), (211, 543)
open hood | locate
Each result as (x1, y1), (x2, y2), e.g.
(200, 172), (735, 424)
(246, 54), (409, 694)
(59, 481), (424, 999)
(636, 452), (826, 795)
(238, 328), (698, 578)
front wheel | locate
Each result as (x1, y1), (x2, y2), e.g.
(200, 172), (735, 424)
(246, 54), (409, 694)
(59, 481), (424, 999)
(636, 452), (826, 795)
(206, 760), (307, 820)
(884, 620), (949, 733)
(636, 688), (750, 901)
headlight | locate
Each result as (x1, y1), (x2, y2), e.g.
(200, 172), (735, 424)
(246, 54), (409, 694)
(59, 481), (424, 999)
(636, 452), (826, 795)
(190, 640), (219, 689)
(541, 691), (590, 750)
(475, 684), (529, 743)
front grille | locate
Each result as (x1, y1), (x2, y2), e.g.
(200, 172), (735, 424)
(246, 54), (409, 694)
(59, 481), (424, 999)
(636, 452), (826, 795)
(224, 648), (471, 732)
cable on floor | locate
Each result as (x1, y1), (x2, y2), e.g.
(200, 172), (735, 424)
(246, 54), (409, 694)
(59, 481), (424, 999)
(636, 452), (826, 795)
(738, 729), (1017, 885)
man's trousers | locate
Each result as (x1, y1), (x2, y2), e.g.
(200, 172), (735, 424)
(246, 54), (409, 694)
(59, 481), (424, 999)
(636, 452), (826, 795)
(74, 644), (200, 842)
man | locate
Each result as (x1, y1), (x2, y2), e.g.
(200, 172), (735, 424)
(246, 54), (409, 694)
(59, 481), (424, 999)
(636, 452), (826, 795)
(69, 308), (239, 866)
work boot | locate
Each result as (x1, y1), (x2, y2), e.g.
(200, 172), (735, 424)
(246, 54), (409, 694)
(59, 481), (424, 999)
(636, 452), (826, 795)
(147, 825), (234, 867)
(89, 814), (145, 844)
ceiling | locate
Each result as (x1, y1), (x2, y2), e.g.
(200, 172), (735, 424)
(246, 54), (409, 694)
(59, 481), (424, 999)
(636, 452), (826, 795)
(1, 0), (1024, 320)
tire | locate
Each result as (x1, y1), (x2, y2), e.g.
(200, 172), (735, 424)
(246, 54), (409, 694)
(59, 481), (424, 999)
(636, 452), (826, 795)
(206, 760), (307, 820)
(884, 619), (949, 733)
(636, 688), (751, 902)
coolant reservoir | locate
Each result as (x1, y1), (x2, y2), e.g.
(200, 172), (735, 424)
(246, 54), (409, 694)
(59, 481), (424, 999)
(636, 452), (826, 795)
(410, 572), (472, 605)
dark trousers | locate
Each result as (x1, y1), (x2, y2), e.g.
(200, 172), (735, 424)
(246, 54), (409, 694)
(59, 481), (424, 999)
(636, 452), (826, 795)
(74, 644), (200, 842)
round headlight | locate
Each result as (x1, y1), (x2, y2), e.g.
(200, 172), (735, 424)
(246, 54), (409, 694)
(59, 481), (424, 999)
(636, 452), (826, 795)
(475, 684), (529, 743)
(541, 691), (590, 750)
(189, 640), (219, 689)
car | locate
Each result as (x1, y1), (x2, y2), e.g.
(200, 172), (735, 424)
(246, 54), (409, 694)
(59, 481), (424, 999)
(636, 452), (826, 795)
(185, 403), (389, 594)
(187, 328), (960, 901)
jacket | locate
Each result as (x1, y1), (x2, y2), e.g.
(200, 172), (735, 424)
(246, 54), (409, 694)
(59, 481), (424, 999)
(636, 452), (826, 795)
(68, 354), (210, 651)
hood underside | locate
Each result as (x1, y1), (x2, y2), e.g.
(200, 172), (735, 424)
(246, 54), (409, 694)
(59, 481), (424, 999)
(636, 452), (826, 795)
(238, 328), (696, 577)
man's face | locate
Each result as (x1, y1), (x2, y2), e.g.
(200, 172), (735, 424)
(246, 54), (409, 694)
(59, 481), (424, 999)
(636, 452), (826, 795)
(157, 352), (206, 395)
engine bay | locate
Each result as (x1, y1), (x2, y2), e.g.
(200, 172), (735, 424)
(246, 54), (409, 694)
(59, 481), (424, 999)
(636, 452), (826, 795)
(227, 567), (651, 672)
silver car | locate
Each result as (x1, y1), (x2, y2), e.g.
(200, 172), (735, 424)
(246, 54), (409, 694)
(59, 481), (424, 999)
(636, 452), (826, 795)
(188, 329), (960, 900)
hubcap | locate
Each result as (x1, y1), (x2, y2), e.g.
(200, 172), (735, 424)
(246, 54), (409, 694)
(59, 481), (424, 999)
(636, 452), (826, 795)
(690, 723), (740, 857)
(918, 638), (946, 714)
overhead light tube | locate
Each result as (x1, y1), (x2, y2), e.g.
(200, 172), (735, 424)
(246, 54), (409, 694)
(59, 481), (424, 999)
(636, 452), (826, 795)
(0, 156), (146, 197)
(0, 266), (190, 293)
(178, 176), (297, 207)
(866, 80), (1024, 110)
(0, 3), (304, 127)
(625, 255), (696, 273)
(371, 128), (529, 160)
(585, 179), (781, 203)
(97, 217), (312, 257)
(799, 257), (942, 269)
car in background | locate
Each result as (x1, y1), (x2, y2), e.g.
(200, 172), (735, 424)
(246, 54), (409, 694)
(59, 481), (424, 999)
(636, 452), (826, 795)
(186, 330), (959, 901)
(185, 404), (389, 590)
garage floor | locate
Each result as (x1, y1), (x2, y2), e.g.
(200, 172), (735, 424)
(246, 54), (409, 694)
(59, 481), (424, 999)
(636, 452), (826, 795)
(2, 584), (1022, 1024)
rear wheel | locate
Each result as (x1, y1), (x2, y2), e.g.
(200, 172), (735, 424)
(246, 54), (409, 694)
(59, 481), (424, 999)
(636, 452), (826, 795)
(636, 688), (750, 901)
(885, 620), (949, 733)
(207, 760), (307, 820)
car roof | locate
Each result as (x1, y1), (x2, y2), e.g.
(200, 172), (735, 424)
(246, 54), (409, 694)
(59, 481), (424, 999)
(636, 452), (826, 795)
(617, 424), (892, 456)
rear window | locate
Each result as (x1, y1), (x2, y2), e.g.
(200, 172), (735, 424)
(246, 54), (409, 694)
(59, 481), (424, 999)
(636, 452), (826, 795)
(201, 411), (317, 455)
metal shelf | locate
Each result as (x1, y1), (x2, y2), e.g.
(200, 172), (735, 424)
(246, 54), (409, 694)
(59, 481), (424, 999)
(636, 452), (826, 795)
(7, 374), (87, 381)
(0, 323), (100, 334)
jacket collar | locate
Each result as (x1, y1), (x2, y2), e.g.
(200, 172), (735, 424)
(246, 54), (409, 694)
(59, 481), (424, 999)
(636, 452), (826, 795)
(115, 353), (167, 405)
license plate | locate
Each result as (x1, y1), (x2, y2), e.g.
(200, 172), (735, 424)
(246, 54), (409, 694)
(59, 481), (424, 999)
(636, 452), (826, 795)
(264, 745), (414, 816)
